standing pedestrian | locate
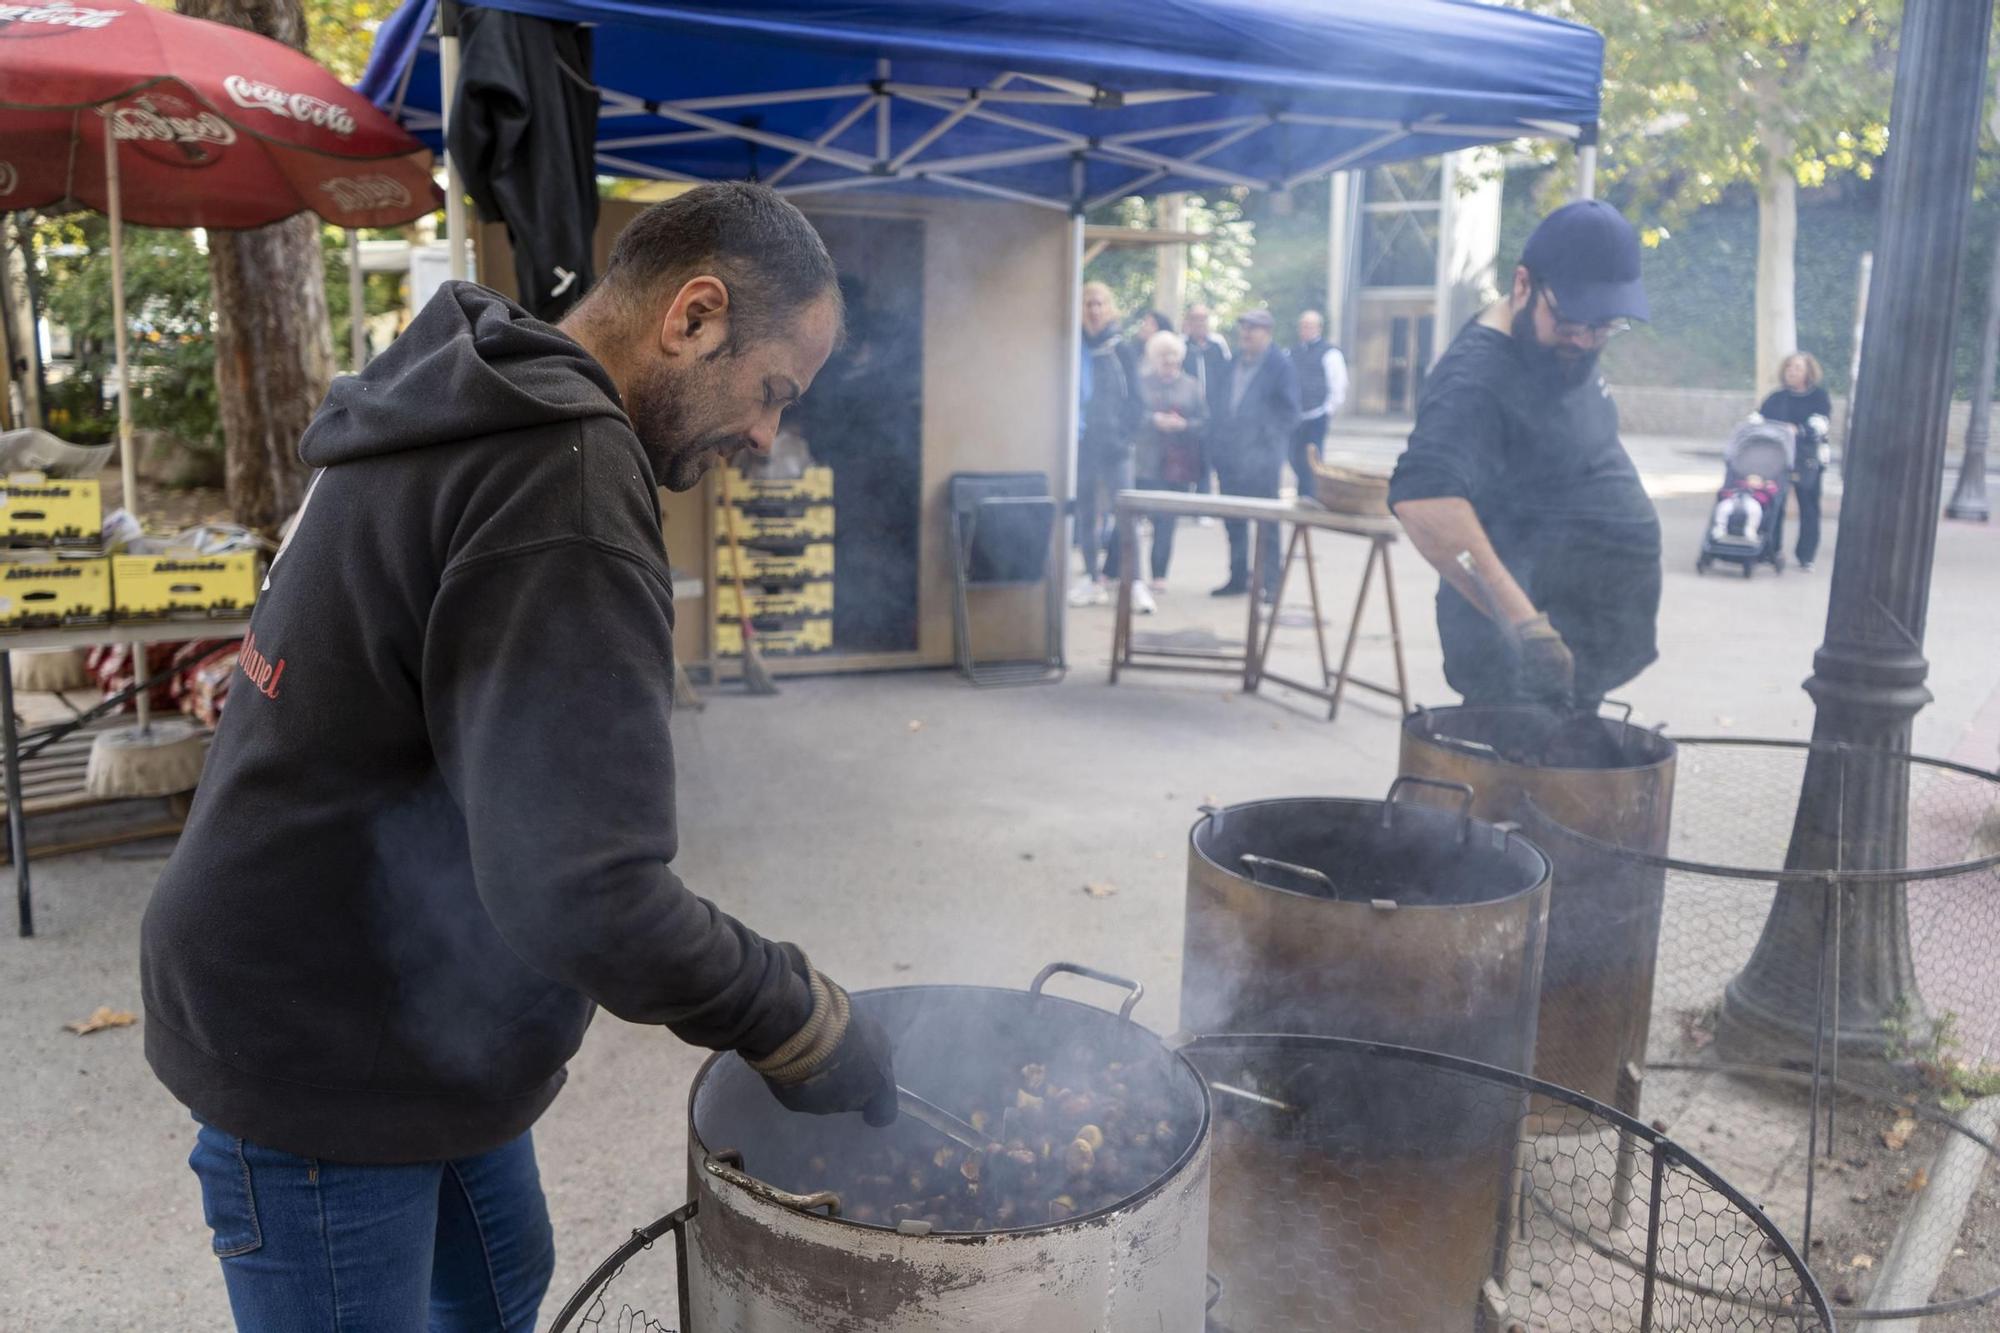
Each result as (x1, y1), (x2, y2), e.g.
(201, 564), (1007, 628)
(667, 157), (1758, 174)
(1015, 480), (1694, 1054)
(1389, 200), (1661, 709)
(1131, 329), (1208, 603)
(1288, 309), (1348, 494)
(1209, 308), (1300, 600)
(1182, 304), (1231, 503)
(1071, 280), (1135, 606)
(1757, 352), (1833, 570)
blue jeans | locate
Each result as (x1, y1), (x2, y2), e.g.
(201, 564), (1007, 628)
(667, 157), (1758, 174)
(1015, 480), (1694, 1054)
(188, 1121), (555, 1332)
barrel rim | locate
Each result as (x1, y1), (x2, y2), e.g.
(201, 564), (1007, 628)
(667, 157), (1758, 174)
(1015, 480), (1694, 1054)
(1402, 702), (1679, 774)
(687, 981), (1214, 1240)
(1189, 795), (1552, 909)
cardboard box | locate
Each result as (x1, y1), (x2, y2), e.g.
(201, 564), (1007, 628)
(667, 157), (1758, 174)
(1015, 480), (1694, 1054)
(0, 476), (102, 548)
(728, 466), (833, 504)
(717, 539), (834, 583)
(0, 555), (112, 630)
(713, 579), (835, 620)
(715, 500), (836, 543)
(112, 551), (259, 620)
(713, 615), (833, 658)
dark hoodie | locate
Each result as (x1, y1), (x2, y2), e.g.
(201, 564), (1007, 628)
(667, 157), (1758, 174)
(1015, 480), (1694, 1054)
(141, 283), (812, 1164)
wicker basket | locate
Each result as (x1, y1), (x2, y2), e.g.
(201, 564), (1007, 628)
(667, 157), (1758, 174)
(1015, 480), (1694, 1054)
(1310, 461), (1392, 516)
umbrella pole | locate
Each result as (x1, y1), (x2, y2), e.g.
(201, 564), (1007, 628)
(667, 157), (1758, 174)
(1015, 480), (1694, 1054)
(102, 117), (149, 732)
(101, 115), (138, 520)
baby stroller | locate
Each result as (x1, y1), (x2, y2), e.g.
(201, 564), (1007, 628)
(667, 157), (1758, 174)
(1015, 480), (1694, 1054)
(1696, 418), (1795, 578)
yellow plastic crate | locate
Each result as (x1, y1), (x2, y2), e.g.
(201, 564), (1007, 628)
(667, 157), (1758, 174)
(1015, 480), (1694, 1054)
(112, 551), (259, 621)
(0, 555), (112, 630)
(714, 615), (833, 658)
(713, 579), (835, 620)
(718, 539), (834, 583)
(0, 476), (102, 548)
(726, 467), (833, 504)
(715, 500), (836, 543)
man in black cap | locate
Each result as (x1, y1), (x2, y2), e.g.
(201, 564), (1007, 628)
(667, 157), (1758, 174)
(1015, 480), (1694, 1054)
(1211, 307), (1301, 600)
(1389, 200), (1662, 708)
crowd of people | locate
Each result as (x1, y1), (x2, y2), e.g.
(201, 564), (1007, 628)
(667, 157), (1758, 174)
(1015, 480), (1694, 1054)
(1071, 285), (1348, 611)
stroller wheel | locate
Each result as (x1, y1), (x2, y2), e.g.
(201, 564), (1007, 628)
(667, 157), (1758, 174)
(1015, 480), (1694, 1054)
(1774, 554), (1787, 574)
(1741, 562), (1754, 580)
(1696, 555), (1710, 574)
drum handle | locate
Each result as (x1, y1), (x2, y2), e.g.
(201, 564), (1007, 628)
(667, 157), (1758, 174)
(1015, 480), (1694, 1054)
(1030, 962), (1145, 1020)
(705, 1149), (843, 1217)
(1382, 775), (1475, 844)
(1601, 697), (1636, 727)
(1237, 854), (1336, 895)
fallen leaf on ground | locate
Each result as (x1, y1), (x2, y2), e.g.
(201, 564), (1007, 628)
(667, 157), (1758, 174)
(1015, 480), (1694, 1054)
(1082, 881), (1119, 899)
(1883, 1116), (1918, 1151)
(1850, 1254), (1874, 1271)
(65, 1007), (137, 1036)
(1899, 1168), (1930, 1196)
(906, 720), (924, 733)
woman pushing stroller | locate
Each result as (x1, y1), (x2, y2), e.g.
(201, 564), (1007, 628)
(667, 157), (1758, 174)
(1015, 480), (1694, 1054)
(1757, 352), (1833, 571)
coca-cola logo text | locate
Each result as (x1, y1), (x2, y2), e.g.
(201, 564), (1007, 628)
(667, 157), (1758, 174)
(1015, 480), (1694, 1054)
(224, 75), (357, 137)
(319, 175), (413, 213)
(112, 93), (237, 168)
(0, 2), (124, 37)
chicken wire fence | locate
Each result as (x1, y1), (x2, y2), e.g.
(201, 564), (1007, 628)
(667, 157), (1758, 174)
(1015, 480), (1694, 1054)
(1522, 738), (2000, 1328)
(1183, 1035), (1833, 1332)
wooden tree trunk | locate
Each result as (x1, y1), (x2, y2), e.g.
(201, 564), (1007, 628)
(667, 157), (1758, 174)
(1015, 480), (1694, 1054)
(176, 0), (331, 535)
(1754, 124), (1800, 396)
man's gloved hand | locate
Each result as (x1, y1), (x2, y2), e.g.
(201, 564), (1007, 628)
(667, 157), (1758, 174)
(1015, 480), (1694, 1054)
(751, 954), (897, 1126)
(1508, 612), (1575, 704)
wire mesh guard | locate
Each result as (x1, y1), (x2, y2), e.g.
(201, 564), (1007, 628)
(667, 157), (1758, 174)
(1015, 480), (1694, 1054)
(1524, 739), (2000, 1327)
(1185, 1036), (1832, 1332)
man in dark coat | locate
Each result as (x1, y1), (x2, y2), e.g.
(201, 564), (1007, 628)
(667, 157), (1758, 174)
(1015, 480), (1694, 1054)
(1210, 308), (1300, 599)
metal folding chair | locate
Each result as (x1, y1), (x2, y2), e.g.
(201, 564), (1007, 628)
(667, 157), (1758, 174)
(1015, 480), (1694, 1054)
(947, 472), (1065, 687)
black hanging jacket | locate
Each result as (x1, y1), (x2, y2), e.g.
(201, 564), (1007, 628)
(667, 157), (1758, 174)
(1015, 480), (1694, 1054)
(449, 8), (600, 321)
(141, 283), (813, 1164)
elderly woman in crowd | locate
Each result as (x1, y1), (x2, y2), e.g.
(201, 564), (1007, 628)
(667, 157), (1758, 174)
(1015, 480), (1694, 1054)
(1123, 328), (1208, 613)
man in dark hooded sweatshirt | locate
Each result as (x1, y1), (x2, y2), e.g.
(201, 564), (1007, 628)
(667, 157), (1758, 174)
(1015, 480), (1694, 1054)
(141, 183), (895, 1332)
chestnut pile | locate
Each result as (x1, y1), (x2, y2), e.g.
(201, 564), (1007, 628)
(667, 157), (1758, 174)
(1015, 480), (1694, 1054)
(809, 1058), (1189, 1233)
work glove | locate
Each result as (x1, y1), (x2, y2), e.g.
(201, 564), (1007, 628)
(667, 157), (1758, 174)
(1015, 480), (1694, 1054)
(1507, 613), (1575, 705)
(751, 952), (897, 1126)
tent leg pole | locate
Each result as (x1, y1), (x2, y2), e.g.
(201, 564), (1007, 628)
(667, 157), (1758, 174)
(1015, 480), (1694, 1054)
(439, 8), (471, 282)
(1058, 209), (1083, 668)
(1576, 142), (1598, 201)
(347, 229), (368, 369)
(102, 113), (137, 518)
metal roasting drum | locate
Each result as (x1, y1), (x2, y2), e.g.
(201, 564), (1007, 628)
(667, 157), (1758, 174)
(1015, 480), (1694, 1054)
(677, 965), (1213, 1333)
(1398, 704), (1677, 1112)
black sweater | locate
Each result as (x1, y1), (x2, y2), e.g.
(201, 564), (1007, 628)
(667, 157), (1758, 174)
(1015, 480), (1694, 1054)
(1758, 385), (1833, 434)
(141, 284), (812, 1164)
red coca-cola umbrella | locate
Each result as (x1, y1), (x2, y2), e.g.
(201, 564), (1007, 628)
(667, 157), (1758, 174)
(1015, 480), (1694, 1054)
(0, 0), (443, 503)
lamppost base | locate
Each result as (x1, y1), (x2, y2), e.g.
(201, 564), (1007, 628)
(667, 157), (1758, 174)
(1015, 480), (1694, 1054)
(1717, 965), (1917, 1074)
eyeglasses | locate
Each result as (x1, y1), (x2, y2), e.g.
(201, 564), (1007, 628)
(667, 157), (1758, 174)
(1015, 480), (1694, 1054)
(1534, 282), (1631, 345)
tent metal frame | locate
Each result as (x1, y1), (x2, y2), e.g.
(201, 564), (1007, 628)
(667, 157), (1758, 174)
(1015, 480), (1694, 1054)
(406, 25), (1597, 668)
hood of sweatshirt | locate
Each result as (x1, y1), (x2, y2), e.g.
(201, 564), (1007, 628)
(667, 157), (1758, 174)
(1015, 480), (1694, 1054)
(300, 281), (627, 467)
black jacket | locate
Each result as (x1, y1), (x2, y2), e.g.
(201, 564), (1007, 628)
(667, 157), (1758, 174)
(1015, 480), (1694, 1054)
(450, 9), (600, 321)
(141, 283), (812, 1164)
(1080, 327), (1134, 458)
(1213, 349), (1301, 470)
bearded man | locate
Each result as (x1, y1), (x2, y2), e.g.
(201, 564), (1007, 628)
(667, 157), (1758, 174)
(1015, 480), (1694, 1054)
(141, 183), (895, 1332)
(1388, 201), (1662, 710)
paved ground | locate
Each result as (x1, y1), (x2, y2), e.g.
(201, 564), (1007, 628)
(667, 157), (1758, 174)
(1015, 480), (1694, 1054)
(3, 428), (1997, 1329)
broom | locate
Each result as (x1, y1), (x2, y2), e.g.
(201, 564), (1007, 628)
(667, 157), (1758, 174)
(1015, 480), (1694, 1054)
(717, 467), (779, 696)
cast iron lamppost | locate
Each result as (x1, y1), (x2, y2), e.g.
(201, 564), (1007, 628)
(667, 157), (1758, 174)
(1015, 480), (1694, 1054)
(1721, 0), (1994, 1061)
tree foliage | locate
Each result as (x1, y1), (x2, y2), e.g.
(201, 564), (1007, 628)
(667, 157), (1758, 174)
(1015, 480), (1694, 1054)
(1520, 1), (1900, 237)
(1083, 193), (1257, 325)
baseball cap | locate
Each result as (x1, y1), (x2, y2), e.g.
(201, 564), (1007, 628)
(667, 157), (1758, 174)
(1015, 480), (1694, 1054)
(1520, 200), (1650, 325)
(1236, 308), (1275, 329)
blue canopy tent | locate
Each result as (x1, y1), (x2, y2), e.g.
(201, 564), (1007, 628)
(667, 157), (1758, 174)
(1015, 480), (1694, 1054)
(357, 0), (1604, 672)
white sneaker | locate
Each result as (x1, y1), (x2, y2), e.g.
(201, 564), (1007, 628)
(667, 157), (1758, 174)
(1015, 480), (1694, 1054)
(1131, 581), (1157, 615)
(1067, 580), (1109, 608)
